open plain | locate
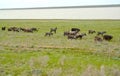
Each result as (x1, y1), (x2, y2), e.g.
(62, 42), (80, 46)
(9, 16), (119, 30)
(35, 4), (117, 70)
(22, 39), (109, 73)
(0, 19), (120, 76)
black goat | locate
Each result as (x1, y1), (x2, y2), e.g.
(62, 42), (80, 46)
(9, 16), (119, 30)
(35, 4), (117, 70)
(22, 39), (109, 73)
(45, 32), (53, 36)
(71, 28), (80, 32)
(97, 31), (106, 36)
(50, 27), (57, 33)
(1, 27), (6, 31)
(76, 33), (86, 39)
(31, 28), (38, 31)
(103, 35), (113, 41)
(64, 31), (70, 36)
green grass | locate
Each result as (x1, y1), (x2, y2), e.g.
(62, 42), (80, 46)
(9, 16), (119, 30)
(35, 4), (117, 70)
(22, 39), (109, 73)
(0, 49), (120, 76)
(0, 19), (120, 76)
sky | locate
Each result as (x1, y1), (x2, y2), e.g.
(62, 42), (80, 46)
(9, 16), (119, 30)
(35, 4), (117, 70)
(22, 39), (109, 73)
(0, 0), (120, 9)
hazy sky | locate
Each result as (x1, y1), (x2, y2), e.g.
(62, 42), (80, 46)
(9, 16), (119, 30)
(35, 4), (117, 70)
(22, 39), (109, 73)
(0, 0), (120, 9)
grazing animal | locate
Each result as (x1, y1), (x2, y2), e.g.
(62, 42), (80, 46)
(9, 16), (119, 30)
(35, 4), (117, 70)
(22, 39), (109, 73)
(8, 28), (12, 31)
(97, 31), (106, 36)
(71, 28), (80, 32)
(24, 29), (33, 33)
(94, 36), (103, 42)
(88, 30), (96, 34)
(64, 31), (70, 36)
(45, 32), (53, 36)
(12, 27), (19, 32)
(20, 28), (33, 33)
(20, 28), (26, 32)
(19, 28), (33, 33)
(1, 27), (6, 31)
(31, 28), (38, 31)
(103, 35), (113, 41)
(69, 31), (78, 35)
(76, 33), (86, 39)
(50, 27), (57, 33)
(64, 31), (78, 36)
(19, 28), (24, 31)
(67, 35), (76, 40)
(8, 27), (19, 32)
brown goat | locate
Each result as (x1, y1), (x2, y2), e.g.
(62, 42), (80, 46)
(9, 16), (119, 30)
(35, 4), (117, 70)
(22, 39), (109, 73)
(67, 35), (76, 40)
(88, 30), (96, 34)
(94, 36), (103, 42)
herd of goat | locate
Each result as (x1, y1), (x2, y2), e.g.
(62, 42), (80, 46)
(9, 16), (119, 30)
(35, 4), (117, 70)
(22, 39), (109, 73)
(63, 28), (113, 42)
(1, 26), (38, 33)
(44, 27), (113, 42)
(1, 26), (113, 42)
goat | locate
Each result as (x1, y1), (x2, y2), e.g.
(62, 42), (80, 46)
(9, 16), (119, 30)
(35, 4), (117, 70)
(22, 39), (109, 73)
(103, 35), (113, 41)
(45, 32), (53, 36)
(50, 27), (57, 33)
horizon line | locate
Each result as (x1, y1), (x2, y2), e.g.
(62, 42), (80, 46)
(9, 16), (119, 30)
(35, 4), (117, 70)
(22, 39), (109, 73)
(0, 4), (120, 10)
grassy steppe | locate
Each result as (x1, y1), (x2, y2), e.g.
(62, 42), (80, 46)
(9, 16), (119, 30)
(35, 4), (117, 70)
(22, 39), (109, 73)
(0, 19), (120, 76)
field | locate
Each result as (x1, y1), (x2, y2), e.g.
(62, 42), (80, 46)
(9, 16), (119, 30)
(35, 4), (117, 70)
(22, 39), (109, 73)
(0, 19), (120, 76)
